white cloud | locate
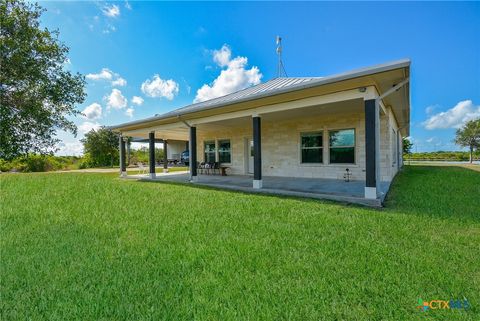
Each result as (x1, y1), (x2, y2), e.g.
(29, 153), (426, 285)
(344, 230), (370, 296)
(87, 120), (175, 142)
(423, 100), (480, 130)
(82, 102), (102, 120)
(86, 68), (126, 87)
(78, 121), (101, 134)
(56, 141), (84, 156)
(105, 89), (127, 110)
(125, 1), (132, 10)
(425, 105), (438, 115)
(112, 77), (127, 87)
(141, 75), (179, 100)
(102, 4), (120, 18)
(86, 68), (113, 81)
(131, 96), (144, 105)
(194, 44), (262, 103)
(213, 44), (232, 67)
(125, 107), (134, 118)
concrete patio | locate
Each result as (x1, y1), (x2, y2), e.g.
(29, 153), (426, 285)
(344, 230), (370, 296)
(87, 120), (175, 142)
(128, 172), (389, 207)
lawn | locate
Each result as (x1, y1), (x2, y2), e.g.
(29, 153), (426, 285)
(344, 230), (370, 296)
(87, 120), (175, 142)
(1, 166), (479, 320)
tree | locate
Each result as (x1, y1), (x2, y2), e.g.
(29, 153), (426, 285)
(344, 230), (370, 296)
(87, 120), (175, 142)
(402, 137), (413, 156)
(81, 127), (119, 167)
(0, 0), (86, 160)
(454, 118), (480, 163)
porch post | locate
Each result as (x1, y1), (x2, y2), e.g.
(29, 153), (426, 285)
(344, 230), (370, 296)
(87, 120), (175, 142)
(119, 135), (126, 177)
(252, 116), (262, 189)
(364, 99), (379, 199)
(190, 126), (197, 182)
(163, 140), (169, 173)
(148, 132), (156, 179)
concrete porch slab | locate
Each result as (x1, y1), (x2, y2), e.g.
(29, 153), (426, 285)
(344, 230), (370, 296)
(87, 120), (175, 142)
(128, 173), (387, 207)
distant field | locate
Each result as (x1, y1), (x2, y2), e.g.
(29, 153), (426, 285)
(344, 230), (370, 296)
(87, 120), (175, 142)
(1, 165), (478, 320)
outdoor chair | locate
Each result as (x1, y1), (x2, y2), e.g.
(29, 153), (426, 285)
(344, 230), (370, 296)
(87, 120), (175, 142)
(198, 162), (205, 174)
(137, 162), (146, 175)
(212, 162), (220, 175)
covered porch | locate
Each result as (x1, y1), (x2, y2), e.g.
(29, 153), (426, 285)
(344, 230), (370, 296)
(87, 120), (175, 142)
(112, 60), (410, 206)
(128, 171), (390, 207)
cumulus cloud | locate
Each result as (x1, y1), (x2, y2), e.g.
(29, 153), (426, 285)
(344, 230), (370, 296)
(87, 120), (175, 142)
(112, 77), (127, 87)
(131, 96), (144, 105)
(86, 68), (113, 81)
(423, 100), (480, 130)
(102, 4), (120, 18)
(194, 44), (262, 103)
(125, 107), (134, 118)
(78, 121), (101, 134)
(141, 75), (179, 100)
(56, 141), (84, 156)
(81, 102), (102, 120)
(105, 89), (127, 110)
(86, 68), (126, 87)
(213, 45), (231, 67)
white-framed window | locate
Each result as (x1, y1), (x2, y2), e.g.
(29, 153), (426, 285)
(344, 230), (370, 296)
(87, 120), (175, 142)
(300, 132), (323, 163)
(218, 139), (231, 163)
(329, 129), (355, 164)
(204, 141), (216, 163)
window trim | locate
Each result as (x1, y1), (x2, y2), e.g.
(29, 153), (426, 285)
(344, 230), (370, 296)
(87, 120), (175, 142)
(217, 138), (232, 165)
(328, 128), (356, 165)
(300, 131), (324, 164)
(203, 140), (216, 163)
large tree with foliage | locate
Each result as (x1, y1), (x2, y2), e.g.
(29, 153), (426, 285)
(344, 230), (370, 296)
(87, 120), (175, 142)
(81, 127), (119, 167)
(402, 137), (413, 156)
(0, 0), (85, 160)
(454, 118), (480, 163)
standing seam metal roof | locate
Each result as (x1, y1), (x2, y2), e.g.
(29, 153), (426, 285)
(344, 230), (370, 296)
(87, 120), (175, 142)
(111, 59), (410, 130)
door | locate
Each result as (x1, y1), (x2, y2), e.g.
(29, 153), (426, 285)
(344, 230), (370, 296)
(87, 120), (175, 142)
(247, 139), (254, 174)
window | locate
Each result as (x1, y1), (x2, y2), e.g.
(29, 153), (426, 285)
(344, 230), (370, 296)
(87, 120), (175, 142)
(329, 129), (355, 163)
(204, 141), (216, 163)
(218, 139), (231, 163)
(301, 132), (323, 163)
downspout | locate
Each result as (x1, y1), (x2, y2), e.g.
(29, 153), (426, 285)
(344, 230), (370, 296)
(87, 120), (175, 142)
(177, 115), (191, 128)
(374, 78), (409, 184)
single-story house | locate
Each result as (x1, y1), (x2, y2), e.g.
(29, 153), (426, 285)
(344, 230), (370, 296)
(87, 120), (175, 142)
(111, 59), (410, 205)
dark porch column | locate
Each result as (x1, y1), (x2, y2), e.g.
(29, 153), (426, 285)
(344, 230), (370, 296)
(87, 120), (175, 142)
(119, 135), (126, 177)
(163, 140), (169, 173)
(189, 126), (197, 181)
(148, 132), (156, 178)
(364, 99), (378, 199)
(253, 116), (262, 188)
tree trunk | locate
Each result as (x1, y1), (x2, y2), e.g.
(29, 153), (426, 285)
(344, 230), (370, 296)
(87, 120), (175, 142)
(470, 146), (473, 163)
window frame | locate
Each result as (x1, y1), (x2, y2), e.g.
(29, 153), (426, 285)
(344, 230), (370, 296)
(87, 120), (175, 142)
(328, 128), (356, 164)
(300, 131), (324, 164)
(203, 140), (216, 163)
(217, 138), (232, 164)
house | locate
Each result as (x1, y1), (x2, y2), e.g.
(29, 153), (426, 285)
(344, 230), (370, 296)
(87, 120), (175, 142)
(111, 59), (410, 206)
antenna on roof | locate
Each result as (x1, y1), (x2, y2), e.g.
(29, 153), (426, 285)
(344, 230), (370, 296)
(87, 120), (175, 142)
(276, 35), (287, 77)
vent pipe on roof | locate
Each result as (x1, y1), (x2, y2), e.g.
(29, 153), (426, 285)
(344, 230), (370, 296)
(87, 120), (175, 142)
(276, 36), (287, 78)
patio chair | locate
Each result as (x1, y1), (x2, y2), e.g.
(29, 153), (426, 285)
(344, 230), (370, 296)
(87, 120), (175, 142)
(212, 162), (220, 175)
(198, 162), (205, 175)
(204, 162), (212, 175)
(137, 162), (146, 175)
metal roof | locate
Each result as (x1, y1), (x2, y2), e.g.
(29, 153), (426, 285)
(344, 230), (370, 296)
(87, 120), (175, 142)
(111, 59), (410, 130)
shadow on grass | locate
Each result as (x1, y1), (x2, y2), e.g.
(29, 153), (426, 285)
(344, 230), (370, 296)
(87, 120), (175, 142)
(384, 165), (479, 221)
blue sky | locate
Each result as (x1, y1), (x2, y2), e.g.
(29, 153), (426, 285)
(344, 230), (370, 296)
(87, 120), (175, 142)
(39, 1), (480, 155)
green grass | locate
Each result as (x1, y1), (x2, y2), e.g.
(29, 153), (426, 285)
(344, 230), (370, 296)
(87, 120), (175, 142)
(1, 166), (479, 320)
